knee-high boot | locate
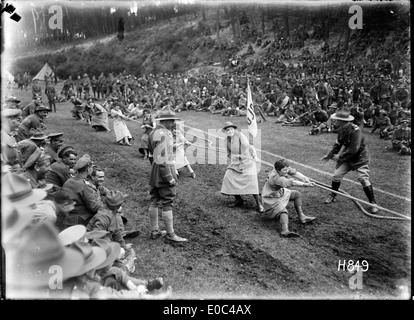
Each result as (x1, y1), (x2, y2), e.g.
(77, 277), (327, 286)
(324, 181), (341, 204)
(363, 185), (379, 214)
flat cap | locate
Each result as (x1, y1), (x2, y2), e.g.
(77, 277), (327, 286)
(58, 146), (76, 159)
(48, 132), (64, 141)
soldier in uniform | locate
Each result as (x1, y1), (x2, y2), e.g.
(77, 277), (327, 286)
(391, 119), (411, 155)
(19, 149), (51, 189)
(21, 95), (42, 119)
(31, 78), (42, 99)
(147, 106), (187, 242)
(322, 108), (379, 214)
(45, 145), (78, 190)
(91, 75), (99, 100)
(61, 76), (74, 101)
(83, 73), (91, 100)
(62, 154), (101, 228)
(17, 130), (48, 169)
(75, 75), (83, 98)
(16, 104), (50, 142)
(1, 108), (23, 173)
(87, 166), (110, 207)
(44, 132), (64, 164)
(371, 110), (392, 139)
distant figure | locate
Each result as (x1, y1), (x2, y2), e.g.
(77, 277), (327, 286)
(117, 18), (125, 41)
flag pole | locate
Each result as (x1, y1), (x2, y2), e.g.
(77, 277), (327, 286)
(246, 76), (258, 138)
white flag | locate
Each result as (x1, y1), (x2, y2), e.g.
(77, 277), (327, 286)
(246, 81), (257, 138)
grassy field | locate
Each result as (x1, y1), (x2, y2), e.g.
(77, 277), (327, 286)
(6, 83), (411, 300)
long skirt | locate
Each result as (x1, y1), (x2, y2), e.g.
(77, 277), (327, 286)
(91, 113), (110, 131)
(262, 188), (292, 219)
(221, 158), (259, 195)
(113, 119), (132, 142)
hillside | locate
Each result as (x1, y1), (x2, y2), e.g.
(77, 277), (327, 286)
(8, 2), (409, 79)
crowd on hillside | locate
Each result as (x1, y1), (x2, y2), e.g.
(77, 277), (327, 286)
(2, 106), (173, 298)
(50, 47), (410, 154)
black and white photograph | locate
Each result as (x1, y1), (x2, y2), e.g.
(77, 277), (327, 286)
(1, 0), (411, 303)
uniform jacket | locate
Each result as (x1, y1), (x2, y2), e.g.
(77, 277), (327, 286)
(148, 124), (177, 187)
(86, 208), (126, 249)
(62, 176), (101, 225)
(327, 122), (369, 170)
(16, 114), (43, 142)
(45, 160), (72, 187)
(85, 179), (110, 208)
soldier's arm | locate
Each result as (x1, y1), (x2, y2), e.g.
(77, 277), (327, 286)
(326, 140), (342, 159)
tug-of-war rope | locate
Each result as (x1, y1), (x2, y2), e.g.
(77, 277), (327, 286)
(117, 117), (410, 221)
(181, 123), (411, 222)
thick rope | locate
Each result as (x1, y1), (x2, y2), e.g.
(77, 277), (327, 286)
(181, 122), (411, 203)
(195, 139), (411, 221)
(309, 179), (411, 221)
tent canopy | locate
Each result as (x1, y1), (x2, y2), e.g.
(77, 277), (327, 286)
(33, 63), (54, 81)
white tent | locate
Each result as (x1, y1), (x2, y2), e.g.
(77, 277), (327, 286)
(33, 63), (54, 81)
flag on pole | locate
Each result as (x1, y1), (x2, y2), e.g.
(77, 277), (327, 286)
(246, 80), (257, 138)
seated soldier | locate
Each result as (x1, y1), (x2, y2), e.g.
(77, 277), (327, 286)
(221, 103), (243, 117)
(391, 119), (411, 156)
(17, 130), (48, 169)
(86, 190), (136, 274)
(20, 149), (51, 189)
(209, 97), (227, 114)
(86, 190), (132, 256)
(45, 146), (78, 190)
(275, 103), (297, 123)
(371, 109), (392, 139)
(263, 99), (278, 117)
(62, 154), (101, 228)
(308, 105), (330, 135)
